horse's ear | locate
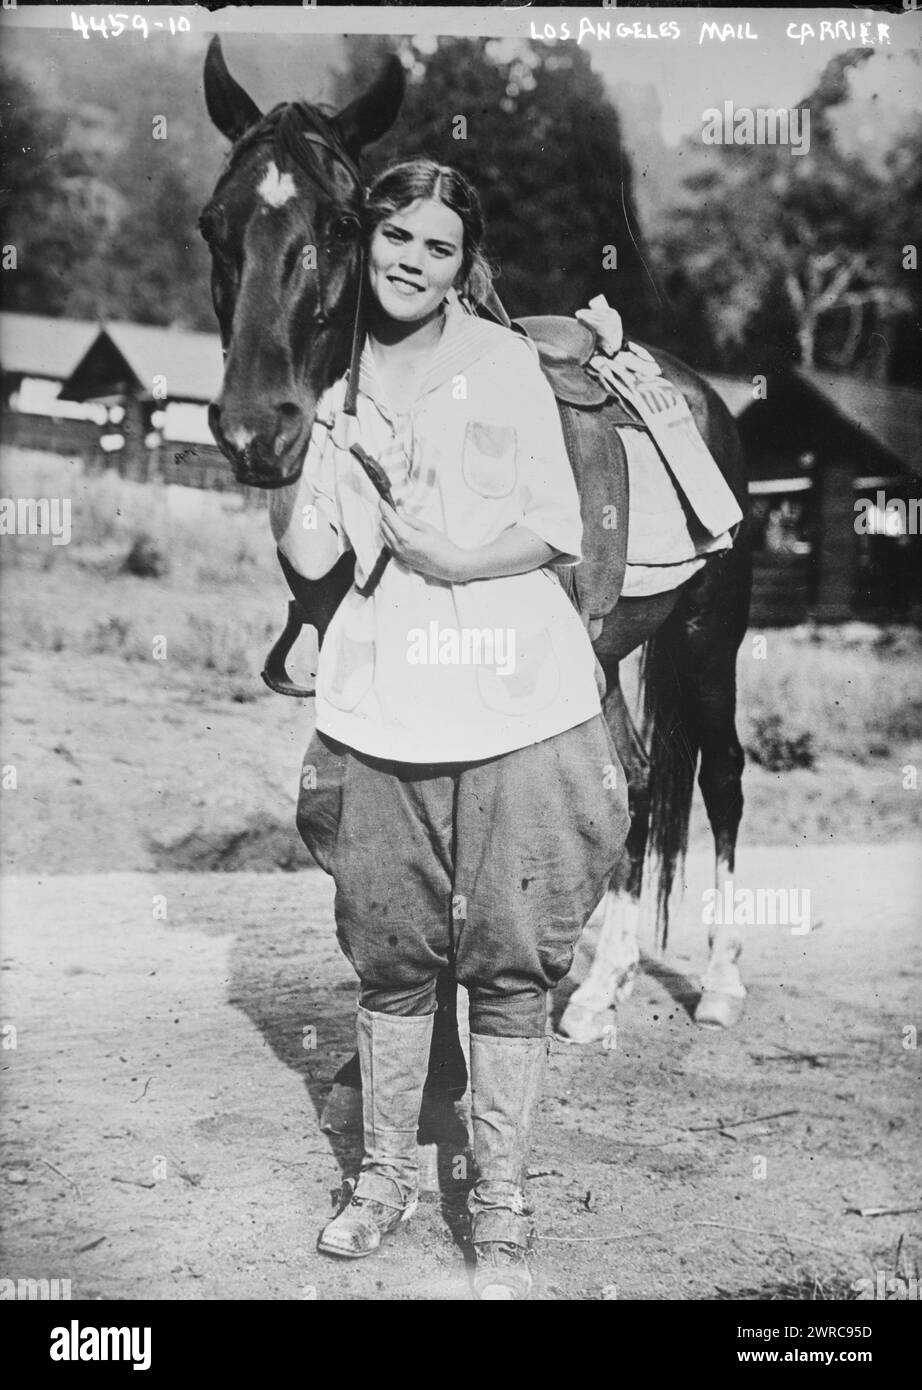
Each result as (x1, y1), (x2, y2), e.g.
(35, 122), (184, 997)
(204, 35), (263, 144)
(336, 54), (405, 157)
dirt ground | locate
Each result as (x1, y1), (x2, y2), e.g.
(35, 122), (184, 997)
(1, 842), (919, 1302)
(1, 471), (920, 1301)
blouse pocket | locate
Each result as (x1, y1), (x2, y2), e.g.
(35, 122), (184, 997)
(461, 420), (518, 499)
(475, 624), (560, 716)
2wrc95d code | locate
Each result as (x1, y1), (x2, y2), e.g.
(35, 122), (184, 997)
(738, 1326), (873, 1342)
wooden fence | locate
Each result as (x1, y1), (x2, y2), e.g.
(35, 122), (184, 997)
(1, 410), (265, 506)
(0, 410), (103, 459)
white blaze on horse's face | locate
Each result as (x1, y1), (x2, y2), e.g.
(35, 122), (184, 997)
(257, 161), (298, 210)
(367, 197), (464, 327)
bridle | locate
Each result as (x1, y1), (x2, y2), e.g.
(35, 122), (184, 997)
(215, 109), (373, 695)
(267, 117), (368, 415)
(210, 107), (369, 411)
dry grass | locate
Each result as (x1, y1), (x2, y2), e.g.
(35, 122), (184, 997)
(0, 447), (269, 586)
(0, 447), (283, 687)
(737, 625), (922, 765)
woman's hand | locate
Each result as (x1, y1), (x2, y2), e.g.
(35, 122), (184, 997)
(378, 501), (468, 583)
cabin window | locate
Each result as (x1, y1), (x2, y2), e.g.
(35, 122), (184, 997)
(749, 478), (814, 557)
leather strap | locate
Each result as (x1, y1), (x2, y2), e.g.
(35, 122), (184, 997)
(342, 244), (366, 418)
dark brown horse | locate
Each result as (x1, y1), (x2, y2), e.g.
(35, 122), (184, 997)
(199, 38), (753, 1097)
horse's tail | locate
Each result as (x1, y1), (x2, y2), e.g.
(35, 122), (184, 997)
(639, 612), (699, 953)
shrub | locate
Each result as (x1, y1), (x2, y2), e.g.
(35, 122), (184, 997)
(123, 533), (169, 578)
(745, 713), (816, 772)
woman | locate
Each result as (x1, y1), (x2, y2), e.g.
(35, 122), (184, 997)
(270, 159), (630, 1299)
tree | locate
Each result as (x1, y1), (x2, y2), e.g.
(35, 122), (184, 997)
(333, 36), (661, 337)
(1, 43), (217, 330)
(0, 64), (114, 316)
(650, 50), (915, 378)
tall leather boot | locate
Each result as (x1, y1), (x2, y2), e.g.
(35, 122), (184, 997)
(317, 1006), (433, 1259)
(468, 1033), (549, 1300)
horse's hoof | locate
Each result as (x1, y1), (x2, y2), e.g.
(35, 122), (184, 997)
(319, 1083), (363, 1135)
(557, 1003), (617, 1045)
(694, 991), (745, 1029)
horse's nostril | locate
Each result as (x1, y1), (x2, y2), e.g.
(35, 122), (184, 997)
(274, 403), (305, 456)
(276, 402), (304, 430)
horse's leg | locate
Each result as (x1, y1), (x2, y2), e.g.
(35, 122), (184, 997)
(666, 549), (751, 1028)
(694, 708), (747, 1027)
(558, 669), (649, 1043)
(556, 891), (638, 1044)
(696, 848), (746, 1029)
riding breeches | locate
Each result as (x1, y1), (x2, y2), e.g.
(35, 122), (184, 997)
(296, 714), (629, 1037)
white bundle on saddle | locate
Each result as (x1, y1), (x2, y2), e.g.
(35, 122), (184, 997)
(617, 430), (734, 597)
(590, 342), (743, 541)
(577, 297), (743, 598)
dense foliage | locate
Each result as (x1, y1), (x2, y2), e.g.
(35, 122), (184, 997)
(1, 35), (916, 381)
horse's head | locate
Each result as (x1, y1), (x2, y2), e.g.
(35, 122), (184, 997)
(200, 37), (404, 487)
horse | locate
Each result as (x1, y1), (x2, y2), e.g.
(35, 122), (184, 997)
(198, 37), (753, 1082)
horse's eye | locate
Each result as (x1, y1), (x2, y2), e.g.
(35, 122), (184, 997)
(330, 214), (359, 244)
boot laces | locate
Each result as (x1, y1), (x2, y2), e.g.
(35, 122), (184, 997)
(339, 1176), (410, 1221)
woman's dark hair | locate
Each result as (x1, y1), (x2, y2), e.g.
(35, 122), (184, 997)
(362, 159), (495, 304)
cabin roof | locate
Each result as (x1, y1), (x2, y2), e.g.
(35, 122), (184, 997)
(792, 368), (922, 476)
(0, 312), (101, 383)
(58, 321), (224, 404)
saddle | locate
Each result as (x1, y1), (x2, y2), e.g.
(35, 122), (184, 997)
(513, 315), (641, 620)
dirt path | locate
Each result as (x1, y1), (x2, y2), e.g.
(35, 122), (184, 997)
(1, 844), (919, 1301)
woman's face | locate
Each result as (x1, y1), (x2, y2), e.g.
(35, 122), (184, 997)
(367, 197), (465, 325)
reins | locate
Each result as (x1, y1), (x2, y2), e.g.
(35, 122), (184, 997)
(249, 107), (372, 695)
(342, 244), (365, 418)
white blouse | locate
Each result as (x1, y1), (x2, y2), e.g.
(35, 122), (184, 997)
(298, 291), (602, 763)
